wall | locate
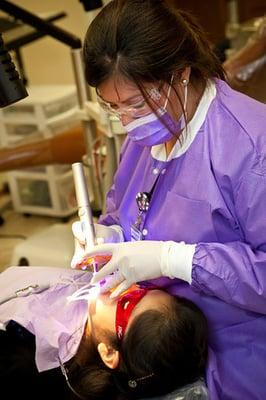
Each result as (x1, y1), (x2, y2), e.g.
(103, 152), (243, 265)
(2, 0), (266, 85)
(2, 0), (96, 85)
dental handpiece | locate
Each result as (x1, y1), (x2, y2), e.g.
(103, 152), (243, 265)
(72, 162), (111, 273)
(72, 162), (96, 253)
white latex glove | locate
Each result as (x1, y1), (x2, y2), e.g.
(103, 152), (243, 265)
(87, 240), (196, 298)
(71, 221), (124, 268)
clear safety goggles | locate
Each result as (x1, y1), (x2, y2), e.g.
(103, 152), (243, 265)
(97, 94), (151, 119)
(97, 77), (173, 120)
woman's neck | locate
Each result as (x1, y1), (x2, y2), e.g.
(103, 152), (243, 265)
(186, 80), (205, 123)
(165, 80), (206, 157)
(165, 137), (178, 157)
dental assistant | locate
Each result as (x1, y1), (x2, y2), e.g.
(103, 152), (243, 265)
(72, 1), (266, 399)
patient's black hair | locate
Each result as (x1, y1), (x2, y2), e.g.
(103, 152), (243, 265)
(0, 294), (207, 400)
(68, 295), (208, 400)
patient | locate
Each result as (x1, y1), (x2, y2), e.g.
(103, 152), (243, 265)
(0, 266), (208, 400)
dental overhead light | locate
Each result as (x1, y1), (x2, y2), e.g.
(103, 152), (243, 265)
(79, 0), (103, 11)
(0, 33), (28, 108)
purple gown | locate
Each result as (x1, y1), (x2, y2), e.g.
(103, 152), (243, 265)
(98, 79), (266, 399)
(0, 266), (90, 371)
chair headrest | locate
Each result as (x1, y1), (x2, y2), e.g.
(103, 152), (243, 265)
(141, 379), (208, 400)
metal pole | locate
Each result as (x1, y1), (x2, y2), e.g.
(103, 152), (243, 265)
(0, 0), (81, 49)
(71, 49), (103, 212)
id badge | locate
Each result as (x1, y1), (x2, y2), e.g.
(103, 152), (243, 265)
(130, 224), (143, 241)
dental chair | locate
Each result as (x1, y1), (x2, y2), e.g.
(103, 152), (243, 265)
(143, 379), (208, 400)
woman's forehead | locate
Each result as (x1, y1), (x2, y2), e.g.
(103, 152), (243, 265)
(97, 77), (141, 103)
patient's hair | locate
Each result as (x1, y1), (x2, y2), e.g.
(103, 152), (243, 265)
(67, 295), (208, 400)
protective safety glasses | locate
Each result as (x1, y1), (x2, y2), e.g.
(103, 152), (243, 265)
(115, 286), (148, 341)
(96, 84), (166, 119)
(97, 94), (150, 118)
(96, 77), (173, 120)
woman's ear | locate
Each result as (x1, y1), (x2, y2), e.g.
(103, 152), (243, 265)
(181, 66), (191, 83)
(97, 342), (120, 369)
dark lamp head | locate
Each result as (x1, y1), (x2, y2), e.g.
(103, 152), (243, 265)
(0, 34), (28, 108)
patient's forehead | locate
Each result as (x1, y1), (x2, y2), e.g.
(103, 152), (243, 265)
(131, 289), (171, 318)
(95, 289), (170, 311)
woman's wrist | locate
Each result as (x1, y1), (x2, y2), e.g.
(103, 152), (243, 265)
(161, 241), (196, 283)
(109, 224), (125, 242)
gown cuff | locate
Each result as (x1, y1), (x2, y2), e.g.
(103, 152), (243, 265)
(162, 241), (196, 284)
(110, 224), (125, 242)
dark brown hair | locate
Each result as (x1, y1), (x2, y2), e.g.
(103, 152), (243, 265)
(83, 0), (224, 89)
(67, 295), (208, 399)
(83, 0), (224, 138)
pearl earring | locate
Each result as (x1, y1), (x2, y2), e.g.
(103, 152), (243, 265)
(182, 78), (188, 86)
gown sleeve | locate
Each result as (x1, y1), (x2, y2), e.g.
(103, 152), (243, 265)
(98, 184), (121, 227)
(191, 157), (266, 314)
(97, 138), (131, 227)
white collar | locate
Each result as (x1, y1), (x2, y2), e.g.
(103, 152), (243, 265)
(151, 80), (216, 161)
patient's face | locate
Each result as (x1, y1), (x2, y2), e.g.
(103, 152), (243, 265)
(88, 289), (171, 340)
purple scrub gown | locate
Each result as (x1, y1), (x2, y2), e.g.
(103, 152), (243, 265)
(98, 79), (266, 399)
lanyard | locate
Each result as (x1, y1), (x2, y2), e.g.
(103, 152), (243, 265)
(131, 174), (161, 241)
(136, 173), (160, 213)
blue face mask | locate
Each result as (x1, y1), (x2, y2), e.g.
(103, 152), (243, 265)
(125, 82), (188, 147)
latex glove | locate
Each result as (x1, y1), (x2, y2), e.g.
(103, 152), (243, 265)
(87, 240), (196, 298)
(71, 221), (124, 268)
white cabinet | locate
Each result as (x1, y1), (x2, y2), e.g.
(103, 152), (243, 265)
(0, 85), (79, 217)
